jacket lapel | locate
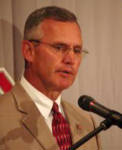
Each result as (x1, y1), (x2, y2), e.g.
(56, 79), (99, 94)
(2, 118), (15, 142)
(12, 83), (59, 150)
(61, 101), (87, 143)
(62, 100), (98, 150)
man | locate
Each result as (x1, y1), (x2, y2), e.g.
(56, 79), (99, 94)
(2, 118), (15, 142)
(0, 6), (100, 150)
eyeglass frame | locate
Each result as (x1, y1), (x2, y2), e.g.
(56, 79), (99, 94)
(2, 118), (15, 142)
(28, 39), (89, 55)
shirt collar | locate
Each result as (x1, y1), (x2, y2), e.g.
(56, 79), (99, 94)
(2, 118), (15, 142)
(20, 76), (61, 119)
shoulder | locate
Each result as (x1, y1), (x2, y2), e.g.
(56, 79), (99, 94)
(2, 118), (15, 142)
(0, 91), (14, 108)
(0, 83), (25, 133)
(0, 82), (22, 114)
(0, 91), (16, 133)
(0, 82), (26, 109)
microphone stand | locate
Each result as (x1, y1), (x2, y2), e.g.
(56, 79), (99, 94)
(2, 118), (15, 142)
(69, 118), (113, 150)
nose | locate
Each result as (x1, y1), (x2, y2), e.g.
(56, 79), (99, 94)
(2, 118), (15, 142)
(62, 49), (75, 65)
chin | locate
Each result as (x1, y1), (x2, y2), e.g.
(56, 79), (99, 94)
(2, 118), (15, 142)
(56, 82), (73, 91)
(52, 77), (75, 91)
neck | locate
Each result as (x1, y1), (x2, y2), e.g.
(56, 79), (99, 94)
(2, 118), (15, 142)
(24, 70), (61, 101)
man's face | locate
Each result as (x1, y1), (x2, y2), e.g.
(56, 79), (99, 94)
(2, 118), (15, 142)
(29, 19), (82, 92)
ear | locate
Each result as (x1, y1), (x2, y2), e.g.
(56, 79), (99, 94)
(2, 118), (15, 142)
(22, 40), (35, 63)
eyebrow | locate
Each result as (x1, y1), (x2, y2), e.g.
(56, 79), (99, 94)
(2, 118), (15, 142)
(52, 41), (82, 48)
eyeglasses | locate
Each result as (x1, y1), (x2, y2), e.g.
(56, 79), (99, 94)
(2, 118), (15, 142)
(29, 39), (89, 55)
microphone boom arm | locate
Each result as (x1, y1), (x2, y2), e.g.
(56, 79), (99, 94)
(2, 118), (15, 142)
(69, 118), (113, 150)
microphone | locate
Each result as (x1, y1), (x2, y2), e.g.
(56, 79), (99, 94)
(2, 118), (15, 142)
(78, 95), (122, 128)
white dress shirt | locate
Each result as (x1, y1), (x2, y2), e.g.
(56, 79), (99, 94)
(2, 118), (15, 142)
(20, 76), (64, 132)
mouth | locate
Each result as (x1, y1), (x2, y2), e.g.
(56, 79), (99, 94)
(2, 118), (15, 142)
(56, 69), (74, 77)
(62, 70), (72, 74)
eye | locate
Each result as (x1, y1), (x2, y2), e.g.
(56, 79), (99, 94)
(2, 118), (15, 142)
(52, 43), (67, 51)
(74, 46), (82, 54)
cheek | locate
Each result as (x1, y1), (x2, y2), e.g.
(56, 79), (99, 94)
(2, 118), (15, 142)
(34, 49), (59, 74)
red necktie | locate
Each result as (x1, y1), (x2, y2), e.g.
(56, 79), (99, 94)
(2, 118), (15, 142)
(52, 102), (72, 150)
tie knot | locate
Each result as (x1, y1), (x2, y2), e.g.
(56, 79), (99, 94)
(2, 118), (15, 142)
(52, 102), (59, 113)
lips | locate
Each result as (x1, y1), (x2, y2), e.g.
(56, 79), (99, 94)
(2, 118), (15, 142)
(56, 69), (74, 77)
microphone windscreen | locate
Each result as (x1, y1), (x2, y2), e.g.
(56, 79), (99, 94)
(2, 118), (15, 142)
(78, 95), (94, 111)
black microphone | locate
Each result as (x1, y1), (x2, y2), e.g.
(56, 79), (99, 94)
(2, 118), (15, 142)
(78, 95), (122, 128)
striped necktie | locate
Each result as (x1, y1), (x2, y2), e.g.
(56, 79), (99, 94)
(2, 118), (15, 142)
(52, 102), (72, 150)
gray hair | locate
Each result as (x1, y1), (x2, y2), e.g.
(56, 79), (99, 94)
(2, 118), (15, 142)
(24, 6), (78, 40)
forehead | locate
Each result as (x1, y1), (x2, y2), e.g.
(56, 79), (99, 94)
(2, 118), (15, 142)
(39, 19), (82, 44)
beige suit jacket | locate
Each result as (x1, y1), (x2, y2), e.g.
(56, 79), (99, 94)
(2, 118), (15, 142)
(0, 83), (100, 150)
